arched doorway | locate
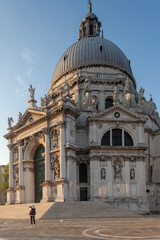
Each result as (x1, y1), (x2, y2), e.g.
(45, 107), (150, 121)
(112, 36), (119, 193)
(34, 145), (45, 203)
(79, 163), (88, 201)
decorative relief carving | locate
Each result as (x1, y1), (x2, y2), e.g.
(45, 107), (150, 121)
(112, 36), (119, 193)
(50, 128), (60, 150)
(50, 154), (60, 180)
(13, 165), (19, 187)
(101, 168), (106, 179)
(13, 145), (19, 162)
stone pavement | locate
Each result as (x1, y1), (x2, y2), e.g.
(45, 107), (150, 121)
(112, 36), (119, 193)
(0, 216), (160, 240)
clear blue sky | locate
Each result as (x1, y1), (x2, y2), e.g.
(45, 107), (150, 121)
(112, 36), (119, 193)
(0, 0), (160, 165)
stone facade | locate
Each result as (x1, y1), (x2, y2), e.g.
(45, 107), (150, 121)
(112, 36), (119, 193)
(4, 7), (160, 213)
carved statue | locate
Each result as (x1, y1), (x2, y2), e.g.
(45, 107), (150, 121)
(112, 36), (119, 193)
(114, 161), (122, 180)
(92, 96), (99, 110)
(52, 129), (59, 149)
(130, 168), (135, 180)
(28, 85), (35, 100)
(13, 165), (19, 187)
(101, 168), (106, 179)
(88, 0), (92, 13)
(124, 78), (130, 93)
(60, 86), (65, 99)
(137, 87), (145, 109)
(66, 83), (72, 99)
(18, 112), (22, 121)
(8, 117), (14, 128)
(13, 146), (19, 162)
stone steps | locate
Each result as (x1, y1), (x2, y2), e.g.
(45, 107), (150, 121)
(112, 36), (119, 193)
(0, 202), (54, 219)
(40, 201), (139, 219)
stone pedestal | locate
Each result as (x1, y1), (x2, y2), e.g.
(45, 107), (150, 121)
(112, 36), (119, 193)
(55, 179), (68, 202)
(41, 181), (53, 202)
(15, 186), (25, 204)
(6, 188), (14, 204)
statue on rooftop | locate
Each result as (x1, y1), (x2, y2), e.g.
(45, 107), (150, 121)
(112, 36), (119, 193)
(28, 85), (35, 101)
(8, 117), (14, 128)
(88, 0), (92, 13)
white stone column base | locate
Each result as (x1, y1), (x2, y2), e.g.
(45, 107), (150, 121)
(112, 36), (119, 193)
(41, 181), (53, 202)
(15, 186), (25, 204)
(55, 179), (68, 202)
(6, 188), (14, 204)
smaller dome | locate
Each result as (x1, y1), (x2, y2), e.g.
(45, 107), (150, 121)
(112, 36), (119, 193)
(83, 13), (98, 21)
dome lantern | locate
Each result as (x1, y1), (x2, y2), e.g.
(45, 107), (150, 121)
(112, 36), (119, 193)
(78, 2), (101, 40)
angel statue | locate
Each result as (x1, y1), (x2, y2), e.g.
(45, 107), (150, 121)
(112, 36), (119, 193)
(8, 117), (14, 128)
(28, 85), (35, 100)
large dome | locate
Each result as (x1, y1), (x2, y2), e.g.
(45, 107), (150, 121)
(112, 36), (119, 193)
(52, 37), (133, 83)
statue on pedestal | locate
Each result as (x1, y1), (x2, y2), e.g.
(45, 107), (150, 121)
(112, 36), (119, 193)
(8, 117), (14, 128)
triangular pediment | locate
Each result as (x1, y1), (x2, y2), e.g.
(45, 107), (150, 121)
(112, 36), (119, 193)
(13, 108), (47, 131)
(89, 104), (146, 123)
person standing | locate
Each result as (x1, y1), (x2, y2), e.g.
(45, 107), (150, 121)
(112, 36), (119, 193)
(29, 205), (36, 227)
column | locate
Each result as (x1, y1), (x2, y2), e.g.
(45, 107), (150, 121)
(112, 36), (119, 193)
(99, 91), (105, 111)
(41, 128), (52, 202)
(55, 122), (66, 202)
(6, 144), (14, 204)
(90, 159), (94, 200)
(124, 158), (130, 197)
(107, 158), (113, 197)
(60, 122), (66, 179)
(15, 142), (25, 203)
(45, 129), (51, 181)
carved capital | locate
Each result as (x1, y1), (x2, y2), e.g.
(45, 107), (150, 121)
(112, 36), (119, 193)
(57, 121), (66, 128)
(7, 144), (13, 150)
(42, 128), (50, 136)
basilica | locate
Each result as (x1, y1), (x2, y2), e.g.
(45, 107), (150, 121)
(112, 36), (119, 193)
(4, 3), (160, 213)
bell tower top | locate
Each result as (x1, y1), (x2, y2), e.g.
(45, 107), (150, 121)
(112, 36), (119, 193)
(78, 1), (101, 40)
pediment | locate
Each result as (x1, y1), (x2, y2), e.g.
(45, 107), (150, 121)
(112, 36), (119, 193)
(13, 108), (47, 130)
(89, 104), (146, 123)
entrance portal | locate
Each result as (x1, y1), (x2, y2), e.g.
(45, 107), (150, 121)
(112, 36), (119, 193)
(80, 187), (88, 201)
(34, 145), (45, 203)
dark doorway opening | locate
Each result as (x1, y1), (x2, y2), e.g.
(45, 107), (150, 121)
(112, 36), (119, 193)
(34, 145), (45, 203)
(80, 187), (88, 201)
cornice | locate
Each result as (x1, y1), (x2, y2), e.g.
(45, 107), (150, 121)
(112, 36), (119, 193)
(50, 62), (136, 89)
(88, 145), (147, 151)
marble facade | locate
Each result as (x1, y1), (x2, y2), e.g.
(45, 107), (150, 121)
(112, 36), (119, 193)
(4, 7), (160, 213)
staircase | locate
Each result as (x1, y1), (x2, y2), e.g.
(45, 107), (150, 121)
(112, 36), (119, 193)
(40, 201), (139, 219)
(0, 202), (53, 219)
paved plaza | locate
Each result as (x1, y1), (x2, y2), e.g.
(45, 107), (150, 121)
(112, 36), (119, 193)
(0, 216), (160, 240)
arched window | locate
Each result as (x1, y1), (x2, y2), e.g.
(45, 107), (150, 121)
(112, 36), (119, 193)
(101, 129), (133, 147)
(105, 98), (113, 109)
(101, 130), (110, 146)
(124, 131), (133, 146)
(112, 129), (122, 146)
(79, 164), (88, 183)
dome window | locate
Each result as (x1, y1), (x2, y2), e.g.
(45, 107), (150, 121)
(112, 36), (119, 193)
(99, 45), (103, 51)
(90, 25), (93, 35)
